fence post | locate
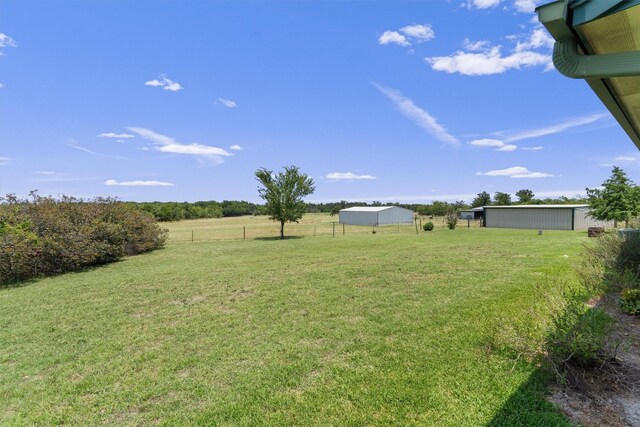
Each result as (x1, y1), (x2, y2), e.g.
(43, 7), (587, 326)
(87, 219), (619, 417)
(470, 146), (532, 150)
(243, 226), (246, 240)
(415, 221), (418, 234)
(191, 230), (194, 243)
(342, 223), (345, 235)
(332, 222), (335, 238)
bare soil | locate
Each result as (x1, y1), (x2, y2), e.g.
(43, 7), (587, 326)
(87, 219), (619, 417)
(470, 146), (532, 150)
(549, 296), (640, 426)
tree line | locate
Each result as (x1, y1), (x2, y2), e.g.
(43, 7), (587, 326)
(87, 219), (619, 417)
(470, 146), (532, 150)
(132, 189), (588, 222)
(469, 190), (587, 208)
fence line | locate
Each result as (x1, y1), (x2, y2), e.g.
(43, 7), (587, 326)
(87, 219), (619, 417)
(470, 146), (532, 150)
(167, 218), (483, 243)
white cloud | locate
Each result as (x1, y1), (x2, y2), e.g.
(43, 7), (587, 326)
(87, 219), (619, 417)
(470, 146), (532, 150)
(229, 144), (242, 151)
(426, 24), (554, 76)
(469, 138), (517, 151)
(373, 83), (460, 146)
(379, 24), (435, 47)
(0, 33), (17, 48)
(503, 113), (609, 142)
(127, 127), (232, 163)
(157, 143), (230, 158)
(514, 0), (541, 13)
(462, 39), (491, 51)
(512, 28), (554, 52)
(217, 97), (237, 108)
(326, 172), (376, 181)
(378, 30), (410, 47)
(614, 156), (636, 162)
(0, 156), (8, 165)
(127, 127), (174, 145)
(520, 146), (543, 151)
(0, 82), (4, 89)
(144, 76), (183, 92)
(400, 24), (434, 42)
(0, 33), (17, 54)
(463, 0), (501, 9)
(476, 166), (553, 178)
(105, 179), (174, 187)
(427, 46), (551, 75)
(67, 143), (129, 160)
(98, 132), (135, 139)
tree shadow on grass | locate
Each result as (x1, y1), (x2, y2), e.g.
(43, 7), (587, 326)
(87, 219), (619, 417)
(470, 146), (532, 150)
(486, 368), (571, 426)
(0, 258), (128, 291)
(253, 235), (305, 241)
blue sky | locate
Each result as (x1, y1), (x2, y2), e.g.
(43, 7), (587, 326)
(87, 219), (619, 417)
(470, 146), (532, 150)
(1, 0), (638, 203)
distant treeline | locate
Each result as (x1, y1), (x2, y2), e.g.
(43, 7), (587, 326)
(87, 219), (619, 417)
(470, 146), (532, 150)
(133, 194), (588, 222)
(134, 200), (265, 221)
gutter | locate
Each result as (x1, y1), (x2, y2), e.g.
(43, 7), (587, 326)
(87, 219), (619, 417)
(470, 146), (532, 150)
(553, 37), (640, 79)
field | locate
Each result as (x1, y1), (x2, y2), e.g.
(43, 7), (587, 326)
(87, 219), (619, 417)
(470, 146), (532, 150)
(166, 213), (481, 242)
(1, 215), (585, 425)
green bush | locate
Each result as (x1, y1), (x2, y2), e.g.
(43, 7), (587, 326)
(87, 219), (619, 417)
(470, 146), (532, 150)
(423, 222), (434, 231)
(446, 214), (457, 230)
(0, 193), (166, 285)
(619, 288), (640, 315)
(547, 294), (613, 369)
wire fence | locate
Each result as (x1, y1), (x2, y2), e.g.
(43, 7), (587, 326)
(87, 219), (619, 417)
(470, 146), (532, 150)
(167, 218), (483, 243)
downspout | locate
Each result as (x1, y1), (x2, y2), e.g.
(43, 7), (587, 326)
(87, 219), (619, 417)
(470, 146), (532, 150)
(571, 207), (575, 231)
(553, 37), (640, 79)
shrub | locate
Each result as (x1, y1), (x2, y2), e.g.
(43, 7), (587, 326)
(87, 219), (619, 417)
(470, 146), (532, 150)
(619, 288), (640, 315)
(446, 214), (458, 230)
(0, 193), (166, 285)
(487, 280), (616, 385)
(547, 294), (613, 369)
(423, 222), (434, 231)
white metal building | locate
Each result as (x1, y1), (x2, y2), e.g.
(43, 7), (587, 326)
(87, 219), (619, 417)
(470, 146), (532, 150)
(483, 205), (613, 230)
(339, 206), (414, 226)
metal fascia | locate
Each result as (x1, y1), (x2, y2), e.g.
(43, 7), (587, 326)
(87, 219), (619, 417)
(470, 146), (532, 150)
(570, 0), (640, 26)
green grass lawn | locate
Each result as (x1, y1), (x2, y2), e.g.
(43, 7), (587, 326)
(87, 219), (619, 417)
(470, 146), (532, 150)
(1, 219), (584, 425)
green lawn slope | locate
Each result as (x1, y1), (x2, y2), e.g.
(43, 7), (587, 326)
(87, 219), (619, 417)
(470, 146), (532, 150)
(1, 222), (584, 426)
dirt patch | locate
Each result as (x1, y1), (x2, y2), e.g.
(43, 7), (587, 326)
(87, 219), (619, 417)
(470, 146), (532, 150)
(549, 297), (640, 426)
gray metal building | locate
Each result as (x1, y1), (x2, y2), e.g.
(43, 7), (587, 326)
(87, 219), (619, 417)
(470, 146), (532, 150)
(339, 206), (414, 226)
(460, 207), (484, 220)
(483, 205), (613, 230)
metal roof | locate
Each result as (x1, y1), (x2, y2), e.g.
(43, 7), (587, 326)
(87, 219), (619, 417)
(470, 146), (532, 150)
(339, 206), (408, 212)
(483, 204), (588, 209)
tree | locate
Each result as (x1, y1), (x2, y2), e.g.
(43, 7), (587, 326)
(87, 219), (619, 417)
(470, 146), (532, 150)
(255, 165), (315, 239)
(430, 201), (449, 217)
(494, 192), (512, 206)
(515, 189), (535, 204)
(471, 191), (491, 208)
(586, 166), (640, 228)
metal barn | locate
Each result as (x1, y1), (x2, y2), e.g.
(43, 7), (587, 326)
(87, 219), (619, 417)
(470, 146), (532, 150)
(460, 207), (484, 220)
(339, 206), (414, 226)
(483, 205), (613, 230)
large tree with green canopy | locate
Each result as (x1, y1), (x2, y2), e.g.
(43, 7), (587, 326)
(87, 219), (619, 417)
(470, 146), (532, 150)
(255, 165), (315, 239)
(586, 166), (640, 228)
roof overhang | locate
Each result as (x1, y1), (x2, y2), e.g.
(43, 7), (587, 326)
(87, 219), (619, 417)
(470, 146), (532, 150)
(536, 0), (640, 150)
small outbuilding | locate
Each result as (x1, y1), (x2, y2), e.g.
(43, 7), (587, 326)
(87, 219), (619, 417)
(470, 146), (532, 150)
(339, 206), (414, 226)
(460, 207), (484, 220)
(483, 204), (613, 230)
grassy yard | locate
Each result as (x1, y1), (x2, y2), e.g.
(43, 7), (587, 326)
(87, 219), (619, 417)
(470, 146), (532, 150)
(1, 218), (585, 425)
